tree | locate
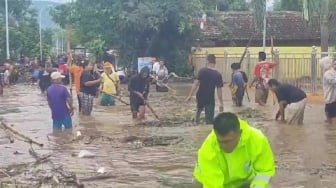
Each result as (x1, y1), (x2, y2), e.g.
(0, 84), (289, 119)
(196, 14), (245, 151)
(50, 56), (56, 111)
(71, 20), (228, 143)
(274, 0), (303, 11)
(201, 0), (248, 11)
(51, 0), (203, 75)
(0, 0), (53, 61)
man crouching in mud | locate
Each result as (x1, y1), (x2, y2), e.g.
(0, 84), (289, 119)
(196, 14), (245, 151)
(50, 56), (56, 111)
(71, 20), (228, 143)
(128, 67), (150, 119)
(268, 79), (307, 125)
(193, 112), (275, 188)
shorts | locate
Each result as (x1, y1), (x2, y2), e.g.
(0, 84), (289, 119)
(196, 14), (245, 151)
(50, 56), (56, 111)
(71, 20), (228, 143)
(130, 100), (145, 112)
(255, 88), (269, 104)
(53, 116), (72, 130)
(101, 93), (115, 106)
(325, 101), (336, 118)
(285, 98), (307, 125)
(79, 92), (95, 115)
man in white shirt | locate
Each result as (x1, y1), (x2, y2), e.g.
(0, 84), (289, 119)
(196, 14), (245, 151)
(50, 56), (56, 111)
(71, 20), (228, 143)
(152, 60), (160, 75)
(323, 59), (336, 125)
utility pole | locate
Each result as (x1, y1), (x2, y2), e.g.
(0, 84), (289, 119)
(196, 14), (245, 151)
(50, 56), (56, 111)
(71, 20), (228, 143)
(262, 7), (267, 51)
(5, 0), (10, 59)
(39, 10), (43, 61)
(320, 0), (329, 57)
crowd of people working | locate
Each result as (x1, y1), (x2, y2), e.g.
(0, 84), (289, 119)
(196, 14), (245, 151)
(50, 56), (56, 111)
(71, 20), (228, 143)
(2, 51), (336, 188)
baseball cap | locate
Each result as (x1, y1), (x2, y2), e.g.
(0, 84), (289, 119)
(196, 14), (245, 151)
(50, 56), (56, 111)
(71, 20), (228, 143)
(51, 72), (65, 80)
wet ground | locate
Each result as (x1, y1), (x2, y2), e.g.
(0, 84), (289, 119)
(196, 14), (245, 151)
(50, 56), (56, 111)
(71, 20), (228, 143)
(0, 83), (336, 188)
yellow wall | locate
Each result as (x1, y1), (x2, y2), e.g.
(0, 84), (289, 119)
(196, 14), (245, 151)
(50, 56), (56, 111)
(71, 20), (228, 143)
(194, 46), (331, 55)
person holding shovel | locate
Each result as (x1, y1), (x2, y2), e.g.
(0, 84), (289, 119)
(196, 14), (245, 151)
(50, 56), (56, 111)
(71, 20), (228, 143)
(128, 67), (150, 119)
(230, 63), (247, 107)
(100, 62), (120, 106)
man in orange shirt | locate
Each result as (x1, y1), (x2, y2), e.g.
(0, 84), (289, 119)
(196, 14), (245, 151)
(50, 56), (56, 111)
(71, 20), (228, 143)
(68, 60), (84, 112)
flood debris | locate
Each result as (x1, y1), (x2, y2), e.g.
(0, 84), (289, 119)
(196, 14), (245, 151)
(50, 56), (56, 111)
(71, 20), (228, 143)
(0, 122), (44, 147)
(236, 107), (266, 119)
(121, 135), (184, 147)
(78, 150), (96, 158)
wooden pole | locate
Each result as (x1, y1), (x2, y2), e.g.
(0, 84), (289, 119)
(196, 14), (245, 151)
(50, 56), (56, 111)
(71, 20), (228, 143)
(66, 25), (73, 96)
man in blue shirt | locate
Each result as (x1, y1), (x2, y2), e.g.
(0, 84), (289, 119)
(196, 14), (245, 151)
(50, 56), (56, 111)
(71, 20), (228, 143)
(230, 63), (246, 107)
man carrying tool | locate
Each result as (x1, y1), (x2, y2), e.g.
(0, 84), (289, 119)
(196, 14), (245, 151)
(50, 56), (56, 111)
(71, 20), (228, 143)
(100, 62), (120, 106)
(194, 112), (275, 188)
(268, 79), (307, 125)
(230, 63), (247, 107)
(186, 54), (224, 124)
(250, 52), (277, 106)
(128, 67), (150, 119)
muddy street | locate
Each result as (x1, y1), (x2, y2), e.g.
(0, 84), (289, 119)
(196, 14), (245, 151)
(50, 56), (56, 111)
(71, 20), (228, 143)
(0, 83), (336, 187)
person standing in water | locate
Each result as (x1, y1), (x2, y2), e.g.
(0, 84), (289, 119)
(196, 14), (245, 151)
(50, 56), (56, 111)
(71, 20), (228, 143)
(186, 54), (224, 124)
(268, 79), (307, 125)
(250, 52), (277, 106)
(68, 59), (84, 112)
(323, 59), (336, 125)
(230, 63), (246, 107)
(100, 62), (120, 106)
(38, 65), (52, 95)
(128, 67), (150, 119)
(47, 72), (74, 130)
(79, 62), (101, 116)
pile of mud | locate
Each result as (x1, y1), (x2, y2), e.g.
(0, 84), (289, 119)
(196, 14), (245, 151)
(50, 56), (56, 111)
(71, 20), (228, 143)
(76, 135), (184, 148)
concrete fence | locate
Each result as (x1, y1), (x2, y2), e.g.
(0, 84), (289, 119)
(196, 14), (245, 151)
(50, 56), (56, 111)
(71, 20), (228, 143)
(192, 47), (336, 95)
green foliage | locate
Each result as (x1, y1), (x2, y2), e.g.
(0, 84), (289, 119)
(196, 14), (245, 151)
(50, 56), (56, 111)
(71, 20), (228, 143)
(0, 0), (52, 61)
(201, 0), (248, 11)
(51, 0), (203, 75)
(274, 0), (303, 11)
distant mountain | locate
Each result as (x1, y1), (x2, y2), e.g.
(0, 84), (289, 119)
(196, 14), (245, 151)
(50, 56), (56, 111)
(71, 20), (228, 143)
(31, 0), (62, 29)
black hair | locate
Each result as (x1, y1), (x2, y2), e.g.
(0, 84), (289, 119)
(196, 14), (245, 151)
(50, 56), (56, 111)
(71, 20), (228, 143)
(139, 66), (150, 77)
(207, 54), (216, 64)
(213, 112), (240, 136)
(268, 79), (280, 87)
(259, 51), (266, 61)
(231, 63), (241, 70)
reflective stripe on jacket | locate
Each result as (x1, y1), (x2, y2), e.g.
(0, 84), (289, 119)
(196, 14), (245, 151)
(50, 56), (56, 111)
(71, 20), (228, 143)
(194, 119), (275, 188)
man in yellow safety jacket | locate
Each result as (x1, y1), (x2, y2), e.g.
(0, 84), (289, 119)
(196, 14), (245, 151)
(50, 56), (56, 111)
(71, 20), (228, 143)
(194, 112), (275, 188)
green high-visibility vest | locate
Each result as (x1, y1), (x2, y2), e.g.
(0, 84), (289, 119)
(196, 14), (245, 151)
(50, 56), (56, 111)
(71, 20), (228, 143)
(194, 119), (275, 188)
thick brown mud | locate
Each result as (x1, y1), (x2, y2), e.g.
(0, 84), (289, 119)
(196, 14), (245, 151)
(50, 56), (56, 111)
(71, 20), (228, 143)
(0, 83), (336, 187)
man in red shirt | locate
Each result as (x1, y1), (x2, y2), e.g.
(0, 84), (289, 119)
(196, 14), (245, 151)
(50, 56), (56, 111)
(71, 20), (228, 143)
(250, 52), (277, 106)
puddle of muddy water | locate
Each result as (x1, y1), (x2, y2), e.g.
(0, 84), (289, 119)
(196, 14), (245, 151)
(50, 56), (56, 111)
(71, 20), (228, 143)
(0, 84), (336, 187)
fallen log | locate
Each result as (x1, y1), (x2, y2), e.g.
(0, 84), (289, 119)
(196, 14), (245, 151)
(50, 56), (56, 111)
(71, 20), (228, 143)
(0, 122), (43, 147)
